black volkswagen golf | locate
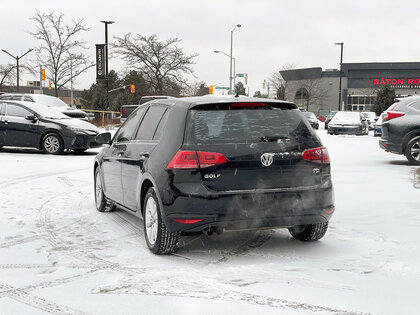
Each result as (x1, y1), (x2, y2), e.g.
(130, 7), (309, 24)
(0, 100), (100, 154)
(94, 96), (335, 254)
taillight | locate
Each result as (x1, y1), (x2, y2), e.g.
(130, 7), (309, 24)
(382, 111), (405, 121)
(302, 147), (330, 164)
(120, 108), (123, 116)
(167, 151), (227, 169)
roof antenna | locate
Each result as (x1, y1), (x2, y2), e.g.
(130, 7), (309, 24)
(235, 92), (239, 98)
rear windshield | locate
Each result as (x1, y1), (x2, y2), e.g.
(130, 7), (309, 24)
(185, 107), (319, 145)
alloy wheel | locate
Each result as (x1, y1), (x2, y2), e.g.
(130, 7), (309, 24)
(95, 171), (103, 208)
(44, 136), (60, 153)
(410, 141), (420, 162)
(145, 196), (158, 246)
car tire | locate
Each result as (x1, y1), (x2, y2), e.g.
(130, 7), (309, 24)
(289, 222), (328, 241)
(42, 133), (64, 155)
(404, 136), (420, 165)
(94, 167), (107, 212)
(143, 187), (180, 254)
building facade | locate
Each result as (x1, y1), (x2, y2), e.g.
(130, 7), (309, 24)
(281, 62), (420, 114)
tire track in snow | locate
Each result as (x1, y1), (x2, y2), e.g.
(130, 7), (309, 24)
(0, 167), (91, 188)
(0, 280), (89, 315)
(213, 230), (275, 264)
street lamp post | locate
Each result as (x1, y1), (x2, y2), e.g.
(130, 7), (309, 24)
(214, 50), (236, 90)
(335, 42), (344, 111)
(229, 24), (241, 95)
(100, 20), (115, 109)
(1, 49), (32, 92)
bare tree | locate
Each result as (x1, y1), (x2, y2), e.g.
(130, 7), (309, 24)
(114, 34), (198, 95)
(30, 11), (94, 96)
(295, 78), (330, 110)
(0, 63), (16, 90)
(269, 63), (296, 100)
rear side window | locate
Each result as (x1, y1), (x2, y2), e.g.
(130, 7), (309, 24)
(185, 107), (317, 145)
(136, 106), (167, 140)
(11, 96), (23, 101)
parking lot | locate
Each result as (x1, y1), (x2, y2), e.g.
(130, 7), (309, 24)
(0, 130), (419, 315)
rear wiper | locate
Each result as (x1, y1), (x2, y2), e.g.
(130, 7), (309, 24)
(259, 136), (289, 142)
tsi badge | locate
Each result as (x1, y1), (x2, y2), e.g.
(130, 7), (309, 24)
(261, 153), (275, 167)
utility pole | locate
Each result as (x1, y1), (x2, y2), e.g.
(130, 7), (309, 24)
(335, 42), (344, 111)
(1, 49), (32, 92)
(39, 66), (43, 94)
(100, 20), (115, 109)
(229, 24), (241, 95)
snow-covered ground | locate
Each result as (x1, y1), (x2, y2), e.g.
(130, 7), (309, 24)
(0, 131), (419, 315)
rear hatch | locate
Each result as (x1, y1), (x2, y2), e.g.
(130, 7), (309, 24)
(179, 102), (328, 191)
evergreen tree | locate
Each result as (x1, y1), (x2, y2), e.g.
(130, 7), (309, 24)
(234, 82), (246, 95)
(372, 85), (396, 116)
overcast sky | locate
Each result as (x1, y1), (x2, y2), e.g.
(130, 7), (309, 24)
(1, 0), (419, 96)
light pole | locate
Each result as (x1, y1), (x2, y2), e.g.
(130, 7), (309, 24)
(1, 49), (32, 92)
(335, 42), (344, 111)
(229, 24), (241, 95)
(100, 20), (115, 109)
(214, 50), (236, 88)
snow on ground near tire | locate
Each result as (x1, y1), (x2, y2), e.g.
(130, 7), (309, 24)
(0, 132), (419, 315)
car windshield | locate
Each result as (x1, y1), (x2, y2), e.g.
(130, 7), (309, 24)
(361, 112), (376, 119)
(185, 107), (318, 146)
(331, 111), (360, 122)
(303, 112), (316, 119)
(31, 95), (69, 108)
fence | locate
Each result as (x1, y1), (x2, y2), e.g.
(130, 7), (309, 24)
(82, 109), (121, 128)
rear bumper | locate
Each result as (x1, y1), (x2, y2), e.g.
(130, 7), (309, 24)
(161, 185), (334, 232)
(379, 139), (403, 154)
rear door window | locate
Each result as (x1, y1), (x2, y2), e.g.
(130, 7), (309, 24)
(185, 107), (316, 145)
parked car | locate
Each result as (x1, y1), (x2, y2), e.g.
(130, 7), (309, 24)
(374, 114), (383, 137)
(317, 110), (330, 122)
(0, 100), (100, 154)
(94, 96), (335, 254)
(324, 111), (337, 129)
(379, 96), (420, 165)
(0, 93), (88, 120)
(302, 111), (319, 129)
(328, 111), (369, 135)
(120, 96), (175, 124)
(361, 111), (378, 130)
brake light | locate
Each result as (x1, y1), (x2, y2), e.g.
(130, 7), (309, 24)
(167, 151), (227, 169)
(382, 111), (405, 121)
(302, 147), (330, 164)
(231, 103), (268, 108)
(120, 108), (123, 116)
(173, 219), (204, 224)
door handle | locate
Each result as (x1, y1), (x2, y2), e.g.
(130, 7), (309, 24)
(140, 152), (150, 160)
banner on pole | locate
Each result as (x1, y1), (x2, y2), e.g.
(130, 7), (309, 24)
(96, 44), (106, 80)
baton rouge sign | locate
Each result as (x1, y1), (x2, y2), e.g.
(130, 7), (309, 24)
(373, 78), (420, 87)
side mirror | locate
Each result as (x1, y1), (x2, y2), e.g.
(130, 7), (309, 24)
(25, 114), (37, 122)
(96, 132), (112, 145)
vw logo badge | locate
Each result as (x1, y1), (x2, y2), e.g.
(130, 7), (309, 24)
(261, 153), (274, 166)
